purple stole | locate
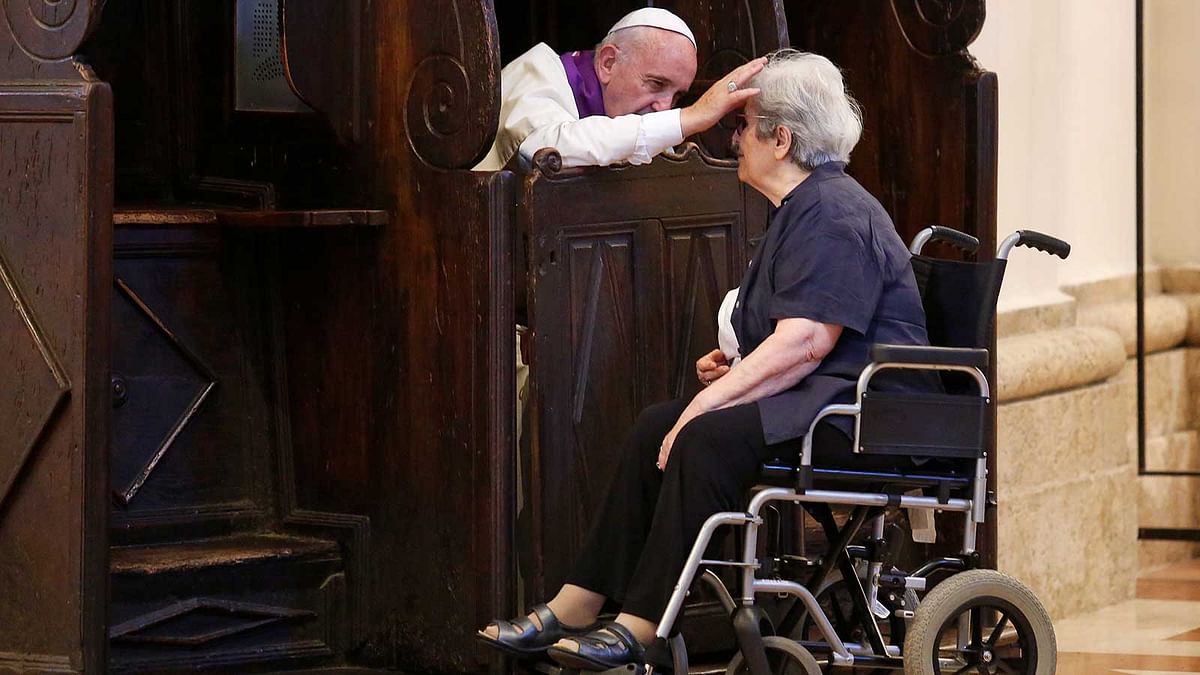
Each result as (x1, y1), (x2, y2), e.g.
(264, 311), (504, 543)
(559, 50), (606, 118)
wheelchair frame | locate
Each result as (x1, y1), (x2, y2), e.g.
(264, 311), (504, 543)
(641, 227), (1068, 675)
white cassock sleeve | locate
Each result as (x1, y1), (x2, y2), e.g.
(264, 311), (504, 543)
(517, 108), (683, 168)
(474, 43), (684, 171)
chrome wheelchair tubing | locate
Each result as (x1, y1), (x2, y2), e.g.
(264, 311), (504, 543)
(853, 362), (989, 458)
(699, 569), (737, 614)
(754, 578), (855, 665)
(972, 453), (988, 524)
(866, 515), (889, 620)
(799, 404), (859, 472)
(997, 231), (1022, 259)
(856, 361), (990, 400)
(909, 227), (935, 255)
(654, 511), (760, 641)
(789, 490), (971, 513)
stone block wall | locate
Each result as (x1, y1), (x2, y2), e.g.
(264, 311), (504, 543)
(993, 266), (1200, 618)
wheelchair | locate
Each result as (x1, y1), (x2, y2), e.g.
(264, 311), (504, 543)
(573, 226), (1070, 675)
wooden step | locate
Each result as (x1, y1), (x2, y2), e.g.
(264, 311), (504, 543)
(111, 533), (341, 575)
(113, 206), (388, 229)
(109, 533), (348, 673)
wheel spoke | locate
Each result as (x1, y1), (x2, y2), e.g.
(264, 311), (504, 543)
(970, 606), (983, 651)
(952, 662), (976, 675)
(986, 613), (1010, 647)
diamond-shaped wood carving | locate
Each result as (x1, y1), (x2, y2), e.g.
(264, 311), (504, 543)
(0, 247), (71, 510)
(111, 278), (216, 504)
(109, 598), (315, 646)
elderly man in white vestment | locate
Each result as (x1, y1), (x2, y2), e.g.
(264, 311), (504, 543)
(474, 7), (766, 171)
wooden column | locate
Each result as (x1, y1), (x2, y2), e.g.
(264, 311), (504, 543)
(0, 1), (112, 671)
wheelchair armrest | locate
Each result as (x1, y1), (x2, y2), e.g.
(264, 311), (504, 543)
(869, 344), (989, 370)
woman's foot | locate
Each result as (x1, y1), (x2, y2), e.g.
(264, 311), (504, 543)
(476, 603), (599, 657)
(477, 586), (606, 658)
(547, 614), (657, 671)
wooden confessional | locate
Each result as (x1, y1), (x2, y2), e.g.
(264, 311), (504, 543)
(0, 0), (994, 672)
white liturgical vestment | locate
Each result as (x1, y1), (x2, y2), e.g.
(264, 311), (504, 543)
(472, 43), (684, 171)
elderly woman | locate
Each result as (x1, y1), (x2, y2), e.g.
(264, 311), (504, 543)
(479, 50), (935, 671)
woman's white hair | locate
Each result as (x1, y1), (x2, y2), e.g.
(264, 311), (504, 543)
(748, 49), (863, 170)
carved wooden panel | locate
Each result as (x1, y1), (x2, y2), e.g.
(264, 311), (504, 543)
(523, 148), (768, 602)
(0, 83), (112, 674)
(0, 248), (71, 513)
(109, 230), (273, 542)
(662, 215), (745, 399)
(535, 223), (646, 590)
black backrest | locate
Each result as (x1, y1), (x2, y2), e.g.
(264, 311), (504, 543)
(910, 256), (1006, 393)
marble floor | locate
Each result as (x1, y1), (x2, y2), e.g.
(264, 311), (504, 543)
(1056, 559), (1200, 674)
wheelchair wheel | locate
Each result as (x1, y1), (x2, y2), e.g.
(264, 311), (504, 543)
(725, 636), (822, 675)
(902, 570), (1055, 675)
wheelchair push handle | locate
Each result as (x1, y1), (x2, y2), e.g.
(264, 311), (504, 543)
(909, 226), (981, 255)
(998, 230), (1071, 260)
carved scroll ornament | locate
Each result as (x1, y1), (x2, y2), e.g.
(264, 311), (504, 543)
(403, 0), (500, 170)
(406, 54), (477, 169)
(4, 0), (106, 60)
(891, 0), (985, 56)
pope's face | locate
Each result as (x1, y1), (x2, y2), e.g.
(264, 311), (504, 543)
(596, 30), (697, 117)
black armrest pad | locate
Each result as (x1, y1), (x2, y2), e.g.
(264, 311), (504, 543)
(870, 344), (989, 369)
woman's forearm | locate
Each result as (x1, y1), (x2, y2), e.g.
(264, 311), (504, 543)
(657, 319), (841, 469)
(688, 319), (840, 415)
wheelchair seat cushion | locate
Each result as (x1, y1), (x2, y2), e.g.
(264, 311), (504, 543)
(760, 423), (975, 495)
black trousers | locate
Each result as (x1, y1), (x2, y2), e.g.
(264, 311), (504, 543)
(563, 398), (900, 622)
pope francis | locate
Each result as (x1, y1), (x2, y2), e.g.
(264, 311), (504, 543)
(474, 7), (766, 171)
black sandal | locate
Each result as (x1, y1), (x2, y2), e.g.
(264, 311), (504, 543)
(547, 621), (645, 671)
(476, 603), (599, 658)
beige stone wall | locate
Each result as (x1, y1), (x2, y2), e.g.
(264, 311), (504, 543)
(971, 0), (1136, 312)
(1145, 0), (1200, 267)
(996, 378), (1138, 617)
(995, 269), (1200, 618)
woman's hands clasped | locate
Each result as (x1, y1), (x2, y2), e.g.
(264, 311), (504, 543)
(695, 348), (731, 387)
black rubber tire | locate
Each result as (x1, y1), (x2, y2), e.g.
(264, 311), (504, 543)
(902, 570), (1056, 675)
(725, 636), (822, 675)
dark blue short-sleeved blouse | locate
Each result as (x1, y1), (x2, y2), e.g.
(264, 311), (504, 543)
(732, 162), (936, 445)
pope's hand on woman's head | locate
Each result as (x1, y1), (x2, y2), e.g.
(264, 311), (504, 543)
(679, 56), (768, 138)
